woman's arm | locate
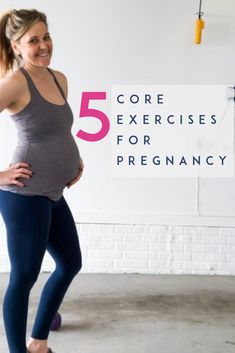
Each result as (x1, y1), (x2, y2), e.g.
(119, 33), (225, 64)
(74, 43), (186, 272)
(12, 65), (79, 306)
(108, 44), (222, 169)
(0, 73), (32, 187)
(0, 72), (24, 113)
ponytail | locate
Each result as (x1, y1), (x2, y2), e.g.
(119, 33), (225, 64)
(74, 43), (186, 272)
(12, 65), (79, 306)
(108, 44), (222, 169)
(0, 11), (15, 77)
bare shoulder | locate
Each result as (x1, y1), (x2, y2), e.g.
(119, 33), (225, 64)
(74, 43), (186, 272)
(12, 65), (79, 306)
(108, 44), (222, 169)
(0, 69), (27, 112)
(0, 69), (26, 92)
(49, 68), (68, 97)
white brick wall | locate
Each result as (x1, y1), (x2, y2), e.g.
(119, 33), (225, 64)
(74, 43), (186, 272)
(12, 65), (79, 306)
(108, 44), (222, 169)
(1, 222), (235, 275)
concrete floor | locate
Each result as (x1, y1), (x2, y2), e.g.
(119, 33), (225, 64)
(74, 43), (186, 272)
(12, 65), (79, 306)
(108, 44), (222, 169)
(0, 274), (235, 353)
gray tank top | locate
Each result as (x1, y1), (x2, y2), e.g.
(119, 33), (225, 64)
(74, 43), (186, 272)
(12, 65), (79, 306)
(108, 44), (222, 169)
(0, 66), (81, 201)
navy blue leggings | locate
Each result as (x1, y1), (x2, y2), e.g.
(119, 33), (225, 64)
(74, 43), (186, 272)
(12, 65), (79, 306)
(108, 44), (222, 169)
(0, 190), (82, 353)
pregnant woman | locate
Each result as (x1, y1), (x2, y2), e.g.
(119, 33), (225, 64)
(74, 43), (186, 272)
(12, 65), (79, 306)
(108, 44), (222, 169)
(0, 8), (83, 353)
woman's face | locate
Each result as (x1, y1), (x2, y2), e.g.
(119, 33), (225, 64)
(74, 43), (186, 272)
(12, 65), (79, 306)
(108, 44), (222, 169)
(11, 21), (53, 69)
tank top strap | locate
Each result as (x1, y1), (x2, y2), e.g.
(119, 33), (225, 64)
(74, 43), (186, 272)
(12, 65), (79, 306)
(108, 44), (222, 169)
(19, 66), (67, 102)
(47, 67), (67, 101)
(19, 66), (39, 98)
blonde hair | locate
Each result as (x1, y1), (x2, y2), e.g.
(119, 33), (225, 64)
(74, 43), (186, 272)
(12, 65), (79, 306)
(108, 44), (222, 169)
(0, 8), (47, 76)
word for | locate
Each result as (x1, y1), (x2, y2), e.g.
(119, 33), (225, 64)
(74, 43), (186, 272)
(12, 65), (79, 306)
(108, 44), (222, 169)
(117, 135), (150, 145)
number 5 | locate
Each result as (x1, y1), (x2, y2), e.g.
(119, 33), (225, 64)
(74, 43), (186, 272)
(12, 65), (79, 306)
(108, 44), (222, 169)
(77, 92), (110, 142)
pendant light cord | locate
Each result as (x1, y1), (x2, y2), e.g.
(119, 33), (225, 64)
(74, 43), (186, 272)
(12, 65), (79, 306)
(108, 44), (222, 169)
(198, 0), (203, 19)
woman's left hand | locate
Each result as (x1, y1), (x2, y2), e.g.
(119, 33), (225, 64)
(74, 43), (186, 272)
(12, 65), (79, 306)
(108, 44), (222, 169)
(67, 159), (84, 189)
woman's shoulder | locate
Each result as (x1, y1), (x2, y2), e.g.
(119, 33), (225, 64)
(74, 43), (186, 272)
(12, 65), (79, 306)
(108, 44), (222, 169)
(2, 68), (26, 87)
(49, 68), (68, 97)
(49, 68), (67, 79)
(0, 69), (27, 97)
(0, 69), (28, 113)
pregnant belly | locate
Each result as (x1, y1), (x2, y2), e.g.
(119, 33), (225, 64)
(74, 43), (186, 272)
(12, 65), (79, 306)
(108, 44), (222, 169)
(11, 139), (81, 191)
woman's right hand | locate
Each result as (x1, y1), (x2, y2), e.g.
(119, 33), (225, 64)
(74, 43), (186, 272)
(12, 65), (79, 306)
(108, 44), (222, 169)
(0, 162), (32, 187)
